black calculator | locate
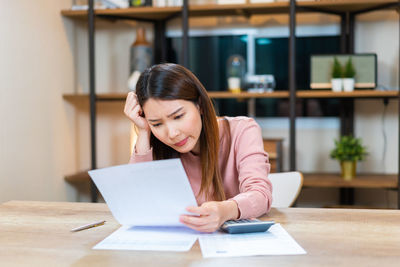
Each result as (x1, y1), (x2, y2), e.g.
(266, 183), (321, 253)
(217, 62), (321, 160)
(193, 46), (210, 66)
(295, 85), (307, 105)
(220, 219), (275, 234)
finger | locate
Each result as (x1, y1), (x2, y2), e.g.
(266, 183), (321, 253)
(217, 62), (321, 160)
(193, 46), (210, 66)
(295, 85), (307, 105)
(130, 105), (142, 121)
(128, 91), (138, 100)
(193, 226), (218, 233)
(124, 93), (136, 113)
(186, 206), (209, 216)
(126, 92), (135, 105)
(182, 222), (218, 233)
(131, 103), (141, 115)
(181, 223), (205, 233)
(180, 215), (209, 227)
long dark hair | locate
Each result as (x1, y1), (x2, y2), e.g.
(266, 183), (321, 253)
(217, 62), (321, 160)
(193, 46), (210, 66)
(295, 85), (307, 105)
(135, 63), (226, 201)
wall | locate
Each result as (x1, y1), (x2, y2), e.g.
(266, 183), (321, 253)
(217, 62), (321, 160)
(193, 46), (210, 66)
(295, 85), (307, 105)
(352, 11), (399, 208)
(0, 0), (76, 203)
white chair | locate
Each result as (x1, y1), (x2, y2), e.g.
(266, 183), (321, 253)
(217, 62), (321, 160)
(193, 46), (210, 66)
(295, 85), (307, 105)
(268, 172), (303, 208)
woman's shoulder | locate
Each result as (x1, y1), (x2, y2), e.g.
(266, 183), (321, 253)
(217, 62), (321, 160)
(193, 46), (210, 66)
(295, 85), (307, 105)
(219, 116), (258, 128)
(218, 116), (260, 136)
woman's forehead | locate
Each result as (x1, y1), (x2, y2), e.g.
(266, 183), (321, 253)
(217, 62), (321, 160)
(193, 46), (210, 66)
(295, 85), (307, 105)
(142, 98), (194, 117)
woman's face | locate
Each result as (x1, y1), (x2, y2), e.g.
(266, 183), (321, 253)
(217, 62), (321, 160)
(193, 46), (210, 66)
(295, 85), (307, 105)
(142, 98), (202, 154)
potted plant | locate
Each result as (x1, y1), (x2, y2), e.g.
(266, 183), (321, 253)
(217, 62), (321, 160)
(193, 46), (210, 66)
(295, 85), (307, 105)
(343, 57), (356, 92)
(331, 57), (343, 92)
(330, 135), (368, 181)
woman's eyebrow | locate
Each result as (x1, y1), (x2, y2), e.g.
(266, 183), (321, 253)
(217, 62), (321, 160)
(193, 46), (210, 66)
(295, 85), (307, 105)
(147, 107), (183, 122)
(167, 107), (183, 118)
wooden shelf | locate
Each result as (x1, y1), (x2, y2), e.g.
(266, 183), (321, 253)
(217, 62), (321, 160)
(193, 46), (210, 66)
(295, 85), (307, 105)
(208, 91), (289, 98)
(65, 170), (90, 185)
(61, 1), (398, 20)
(303, 173), (398, 189)
(63, 90), (399, 102)
(61, 6), (181, 21)
(63, 93), (127, 102)
(297, 90), (399, 98)
(66, 171), (398, 189)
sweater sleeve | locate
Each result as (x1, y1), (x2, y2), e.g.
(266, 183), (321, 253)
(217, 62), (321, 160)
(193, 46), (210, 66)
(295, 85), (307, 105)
(128, 147), (153, 164)
(229, 119), (272, 219)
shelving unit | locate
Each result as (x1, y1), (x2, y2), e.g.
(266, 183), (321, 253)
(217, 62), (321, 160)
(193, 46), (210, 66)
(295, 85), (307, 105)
(63, 90), (399, 101)
(61, 1), (399, 19)
(303, 173), (397, 189)
(62, 0), (400, 207)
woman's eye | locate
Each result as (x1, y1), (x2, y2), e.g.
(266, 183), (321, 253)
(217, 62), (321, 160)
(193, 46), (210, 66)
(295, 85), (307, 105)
(152, 123), (161, 127)
(174, 114), (184, 120)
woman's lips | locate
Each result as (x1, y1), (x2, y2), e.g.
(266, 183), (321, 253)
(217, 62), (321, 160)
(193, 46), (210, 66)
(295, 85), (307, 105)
(175, 137), (188, 147)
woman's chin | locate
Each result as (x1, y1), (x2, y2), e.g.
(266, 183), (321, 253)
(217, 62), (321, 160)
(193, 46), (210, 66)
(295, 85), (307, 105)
(174, 146), (193, 154)
(172, 142), (195, 154)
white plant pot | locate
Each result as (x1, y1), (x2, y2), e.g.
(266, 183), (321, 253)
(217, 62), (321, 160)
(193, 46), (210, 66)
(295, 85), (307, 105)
(331, 78), (342, 92)
(343, 78), (355, 92)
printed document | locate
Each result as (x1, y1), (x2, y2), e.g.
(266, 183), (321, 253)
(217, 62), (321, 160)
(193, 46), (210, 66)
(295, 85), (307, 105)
(89, 159), (199, 251)
(198, 224), (306, 258)
(93, 225), (198, 252)
(89, 159), (198, 226)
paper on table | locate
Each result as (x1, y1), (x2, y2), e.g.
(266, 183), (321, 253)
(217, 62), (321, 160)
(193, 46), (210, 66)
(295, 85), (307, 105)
(88, 159), (198, 226)
(93, 225), (198, 251)
(198, 224), (306, 258)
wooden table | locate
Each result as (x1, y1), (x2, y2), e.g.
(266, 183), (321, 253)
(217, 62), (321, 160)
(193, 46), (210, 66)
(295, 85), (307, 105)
(1, 201), (399, 266)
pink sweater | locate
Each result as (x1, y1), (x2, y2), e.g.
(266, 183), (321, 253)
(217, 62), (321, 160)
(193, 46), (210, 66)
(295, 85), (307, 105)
(129, 116), (272, 219)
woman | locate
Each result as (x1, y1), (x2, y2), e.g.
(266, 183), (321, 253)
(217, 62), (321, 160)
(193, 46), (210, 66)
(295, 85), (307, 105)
(124, 63), (272, 232)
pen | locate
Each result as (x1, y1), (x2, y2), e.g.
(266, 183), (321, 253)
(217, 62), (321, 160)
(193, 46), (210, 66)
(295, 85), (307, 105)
(70, 220), (106, 232)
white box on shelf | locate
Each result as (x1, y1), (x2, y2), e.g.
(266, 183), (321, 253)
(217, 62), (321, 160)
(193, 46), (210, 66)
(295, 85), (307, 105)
(249, 0), (274, 3)
(102, 0), (129, 8)
(275, 0), (315, 2)
(189, 0), (217, 5)
(217, 0), (246, 5)
(154, 0), (167, 7)
(167, 0), (183, 6)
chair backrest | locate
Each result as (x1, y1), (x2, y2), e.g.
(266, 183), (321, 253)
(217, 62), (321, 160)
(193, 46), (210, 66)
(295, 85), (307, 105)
(268, 172), (303, 208)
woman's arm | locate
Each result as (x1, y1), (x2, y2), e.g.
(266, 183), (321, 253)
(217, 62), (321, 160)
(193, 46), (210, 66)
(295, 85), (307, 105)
(230, 118), (272, 219)
(124, 92), (153, 163)
(128, 129), (153, 164)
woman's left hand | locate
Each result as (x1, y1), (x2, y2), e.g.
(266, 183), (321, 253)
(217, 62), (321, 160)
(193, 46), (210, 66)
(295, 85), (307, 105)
(179, 200), (239, 233)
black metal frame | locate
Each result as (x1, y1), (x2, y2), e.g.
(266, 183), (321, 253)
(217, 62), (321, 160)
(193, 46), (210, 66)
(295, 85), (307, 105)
(398, 0), (400, 210)
(289, 0), (296, 171)
(397, 1), (400, 209)
(86, 1), (400, 207)
(88, 0), (97, 202)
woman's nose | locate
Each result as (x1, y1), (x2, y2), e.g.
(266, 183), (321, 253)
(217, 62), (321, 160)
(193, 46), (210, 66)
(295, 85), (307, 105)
(167, 125), (179, 139)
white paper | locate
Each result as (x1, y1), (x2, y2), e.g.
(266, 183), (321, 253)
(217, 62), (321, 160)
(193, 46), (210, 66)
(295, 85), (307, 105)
(198, 224), (307, 258)
(88, 159), (198, 226)
(94, 225), (198, 252)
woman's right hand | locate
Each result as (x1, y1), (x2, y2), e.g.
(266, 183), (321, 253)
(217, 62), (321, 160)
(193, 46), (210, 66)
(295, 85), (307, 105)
(124, 92), (150, 132)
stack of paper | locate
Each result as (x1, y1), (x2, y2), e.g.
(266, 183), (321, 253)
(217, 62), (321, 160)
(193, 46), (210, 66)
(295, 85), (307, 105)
(198, 224), (306, 258)
(94, 226), (198, 251)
